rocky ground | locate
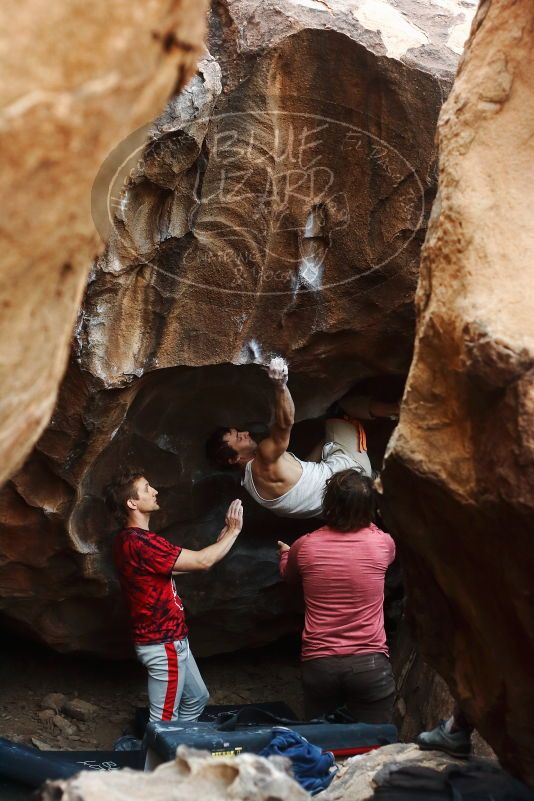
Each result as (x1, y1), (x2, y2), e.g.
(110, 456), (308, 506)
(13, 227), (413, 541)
(0, 634), (305, 751)
(0, 632), (495, 759)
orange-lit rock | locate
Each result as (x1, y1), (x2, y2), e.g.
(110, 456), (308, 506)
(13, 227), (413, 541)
(383, 0), (534, 785)
(0, 0), (209, 486)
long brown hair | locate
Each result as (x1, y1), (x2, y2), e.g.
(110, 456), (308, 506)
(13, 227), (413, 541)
(322, 469), (374, 532)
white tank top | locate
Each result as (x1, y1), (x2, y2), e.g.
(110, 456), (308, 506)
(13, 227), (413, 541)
(242, 442), (363, 518)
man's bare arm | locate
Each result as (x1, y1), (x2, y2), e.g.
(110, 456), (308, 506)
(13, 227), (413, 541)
(278, 540), (301, 583)
(257, 358), (294, 464)
(172, 500), (243, 572)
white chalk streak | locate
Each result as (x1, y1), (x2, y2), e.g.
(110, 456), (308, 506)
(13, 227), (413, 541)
(353, 0), (428, 59)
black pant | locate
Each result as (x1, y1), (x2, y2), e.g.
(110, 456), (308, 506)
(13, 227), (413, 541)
(301, 652), (396, 723)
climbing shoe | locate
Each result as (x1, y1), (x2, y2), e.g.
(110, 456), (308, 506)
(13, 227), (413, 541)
(416, 720), (472, 758)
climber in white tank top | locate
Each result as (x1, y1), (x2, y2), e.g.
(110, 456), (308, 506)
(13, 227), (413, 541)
(205, 357), (399, 519)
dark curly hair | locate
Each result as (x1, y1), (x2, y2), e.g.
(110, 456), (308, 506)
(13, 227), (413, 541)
(322, 469), (375, 532)
(104, 470), (144, 527)
(205, 427), (239, 469)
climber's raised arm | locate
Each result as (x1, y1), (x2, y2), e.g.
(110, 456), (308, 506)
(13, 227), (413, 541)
(256, 358), (294, 465)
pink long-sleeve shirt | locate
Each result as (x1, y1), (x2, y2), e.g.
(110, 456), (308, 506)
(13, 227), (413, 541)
(279, 524), (395, 661)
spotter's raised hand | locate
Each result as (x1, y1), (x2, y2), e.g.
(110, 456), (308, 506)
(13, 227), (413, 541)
(224, 499), (243, 534)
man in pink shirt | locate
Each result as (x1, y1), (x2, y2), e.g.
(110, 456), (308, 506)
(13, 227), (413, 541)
(279, 469), (396, 722)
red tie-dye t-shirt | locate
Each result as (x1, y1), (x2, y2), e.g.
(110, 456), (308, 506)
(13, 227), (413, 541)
(113, 527), (188, 646)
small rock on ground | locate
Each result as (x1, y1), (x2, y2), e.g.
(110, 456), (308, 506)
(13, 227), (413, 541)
(53, 715), (78, 737)
(41, 693), (66, 711)
(63, 698), (100, 722)
(31, 737), (54, 751)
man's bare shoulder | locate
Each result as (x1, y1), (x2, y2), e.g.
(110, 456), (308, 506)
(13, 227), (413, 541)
(255, 434), (288, 466)
(251, 447), (285, 475)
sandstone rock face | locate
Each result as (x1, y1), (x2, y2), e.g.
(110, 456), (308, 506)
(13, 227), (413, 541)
(82, 0), (475, 385)
(323, 743), (528, 800)
(0, 0), (475, 655)
(391, 621), (495, 759)
(382, 0), (534, 785)
(42, 745), (309, 801)
(0, 0), (209, 487)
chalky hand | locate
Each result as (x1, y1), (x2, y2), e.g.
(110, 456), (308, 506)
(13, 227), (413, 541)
(267, 356), (288, 386)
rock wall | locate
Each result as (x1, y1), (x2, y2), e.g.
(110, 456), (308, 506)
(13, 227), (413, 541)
(391, 620), (494, 759)
(0, 0), (209, 487)
(0, 0), (476, 656)
(383, 0), (534, 784)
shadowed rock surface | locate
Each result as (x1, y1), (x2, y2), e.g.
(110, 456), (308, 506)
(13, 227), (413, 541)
(324, 743), (482, 800)
(383, 0), (534, 785)
(0, 0), (475, 658)
(323, 743), (530, 801)
(0, 0), (209, 487)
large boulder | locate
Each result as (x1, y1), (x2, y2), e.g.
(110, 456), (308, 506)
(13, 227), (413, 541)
(323, 743), (528, 801)
(0, 0), (209, 487)
(324, 743), (477, 800)
(42, 745), (309, 801)
(382, 0), (534, 785)
(43, 743), (529, 801)
(0, 0), (476, 656)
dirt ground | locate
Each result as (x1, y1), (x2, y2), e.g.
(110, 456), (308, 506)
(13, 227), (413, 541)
(0, 633), (494, 771)
(0, 634), (305, 752)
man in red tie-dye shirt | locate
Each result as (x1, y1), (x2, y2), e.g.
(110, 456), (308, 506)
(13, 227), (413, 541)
(105, 471), (243, 723)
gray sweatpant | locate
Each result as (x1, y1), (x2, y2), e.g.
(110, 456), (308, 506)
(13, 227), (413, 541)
(135, 637), (209, 722)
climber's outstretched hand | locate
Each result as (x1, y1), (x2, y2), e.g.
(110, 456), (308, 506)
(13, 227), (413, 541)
(267, 356), (288, 386)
